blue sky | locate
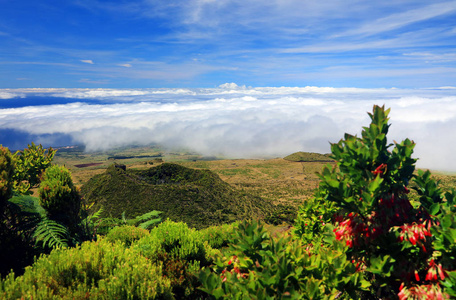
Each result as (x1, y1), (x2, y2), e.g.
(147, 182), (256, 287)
(1, 0), (456, 88)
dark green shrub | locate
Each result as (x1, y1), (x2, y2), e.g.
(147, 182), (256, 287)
(39, 165), (81, 233)
(1, 148), (39, 277)
(106, 225), (149, 247)
(0, 146), (15, 209)
(0, 238), (173, 299)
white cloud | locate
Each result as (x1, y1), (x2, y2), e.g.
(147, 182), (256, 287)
(80, 60), (94, 64)
(0, 91), (25, 99)
(1, 86), (456, 171)
(118, 63), (132, 68)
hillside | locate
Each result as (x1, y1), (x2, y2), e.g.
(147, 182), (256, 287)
(81, 163), (273, 229)
(283, 151), (333, 162)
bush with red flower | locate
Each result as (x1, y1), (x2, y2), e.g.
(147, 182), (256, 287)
(296, 105), (456, 298)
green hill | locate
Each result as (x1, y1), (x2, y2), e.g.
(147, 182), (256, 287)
(81, 163), (273, 229)
(284, 151), (333, 162)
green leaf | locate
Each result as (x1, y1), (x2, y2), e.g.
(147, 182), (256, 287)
(430, 203), (440, 215)
(326, 179), (340, 189)
(33, 218), (69, 249)
(368, 174), (383, 194)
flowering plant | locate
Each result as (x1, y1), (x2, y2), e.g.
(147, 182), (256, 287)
(309, 105), (456, 298)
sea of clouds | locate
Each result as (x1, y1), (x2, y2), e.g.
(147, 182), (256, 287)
(1, 84), (455, 171)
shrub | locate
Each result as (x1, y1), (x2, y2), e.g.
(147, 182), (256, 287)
(0, 146), (15, 210)
(295, 105), (456, 298)
(133, 220), (211, 298)
(12, 142), (56, 193)
(106, 225), (149, 247)
(199, 220), (369, 299)
(134, 219), (208, 263)
(198, 222), (239, 249)
(0, 238), (173, 299)
(39, 165), (81, 234)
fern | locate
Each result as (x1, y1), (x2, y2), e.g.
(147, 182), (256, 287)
(134, 210), (162, 222)
(138, 218), (162, 229)
(81, 207), (103, 227)
(134, 210), (162, 229)
(33, 219), (69, 249)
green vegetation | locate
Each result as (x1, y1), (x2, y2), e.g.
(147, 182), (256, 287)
(284, 151), (332, 162)
(81, 162), (273, 229)
(0, 238), (173, 299)
(1, 105), (456, 299)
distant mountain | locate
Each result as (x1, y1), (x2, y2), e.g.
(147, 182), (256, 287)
(81, 163), (273, 229)
(283, 151), (333, 162)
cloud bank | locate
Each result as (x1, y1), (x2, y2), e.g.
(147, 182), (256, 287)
(0, 85), (455, 171)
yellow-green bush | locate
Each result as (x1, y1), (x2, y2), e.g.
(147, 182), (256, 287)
(134, 220), (208, 263)
(0, 238), (172, 299)
(105, 225), (149, 247)
(198, 222), (239, 249)
(132, 220), (212, 298)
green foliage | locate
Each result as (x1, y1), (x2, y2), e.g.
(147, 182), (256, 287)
(80, 206), (104, 238)
(294, 105), (455, 298)
(294, 193), (338, 244)
(198, 222), (239, 249)
(134, 219), (209, 263)
(81, 163), (273, 229)
(130, 210), (162, 229)
(106, 225), (149, 247)
(39, 165), (81, 233)
(264, 204), (297, 225)
(0, 238), (173, 299)
(0, 146), (15, 209)
(83, 209), (162, 236)
(1, 144), (85, 277)
(283, 151), (332, 162)
(12, 142), (56, 193)
(199, 220), (370, 299)
(33, 219), (69, 249)
(134, 220), (213, 298)
(0, 194), (40, 277)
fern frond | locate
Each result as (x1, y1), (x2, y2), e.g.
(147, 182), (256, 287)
(121, 211), (127, 225)
(134, 210), (162, 222)
(33, 219), (69, 249)
(133, 210), (162, 229)
(90, 207), (104, 220)
(81, 207), (104, 226)
(139, 217), (162, 229)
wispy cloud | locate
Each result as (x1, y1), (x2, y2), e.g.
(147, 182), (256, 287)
(336, 2), (456, 37)
(0, 1), (454, 88)
(78, 78), (110, 84)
